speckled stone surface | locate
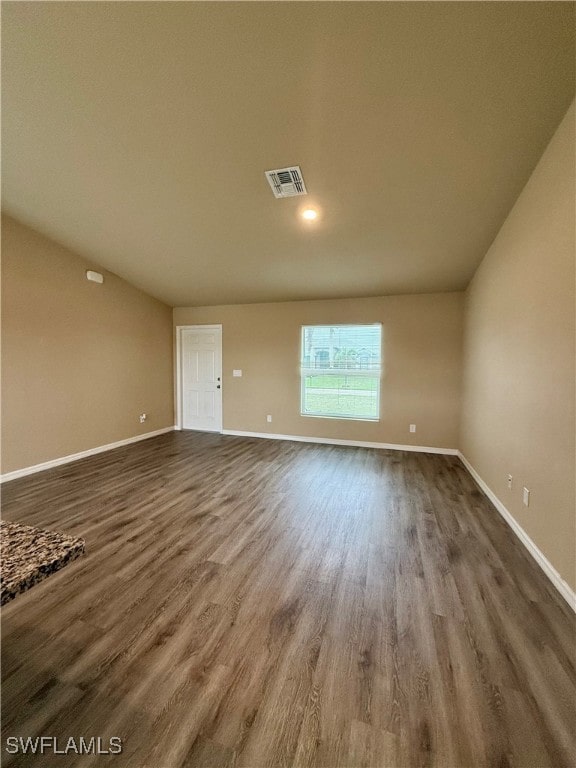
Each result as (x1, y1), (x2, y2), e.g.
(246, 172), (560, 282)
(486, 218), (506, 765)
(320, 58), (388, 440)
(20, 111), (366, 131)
(1, 520), (85, 605)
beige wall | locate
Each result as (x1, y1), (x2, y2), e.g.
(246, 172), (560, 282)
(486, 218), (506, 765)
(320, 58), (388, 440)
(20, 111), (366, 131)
(1, 215), (174, 474)
(461, 102), (575, 591)
(174, 292), (464, 449)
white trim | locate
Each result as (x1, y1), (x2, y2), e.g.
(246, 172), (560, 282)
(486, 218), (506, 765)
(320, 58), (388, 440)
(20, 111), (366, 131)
(0, 427), (176, 484)
(300, 323), (382, 422)
(458, 451), (576, 613)
(222, 429), (457, 455)
(175, 324), (223, 432)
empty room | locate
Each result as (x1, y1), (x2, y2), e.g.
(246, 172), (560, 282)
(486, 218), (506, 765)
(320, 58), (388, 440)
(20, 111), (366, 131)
(1, 2), (575, 767)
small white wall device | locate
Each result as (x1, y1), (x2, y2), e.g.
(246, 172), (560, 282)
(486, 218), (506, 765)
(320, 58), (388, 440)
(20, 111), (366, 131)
(86, 270), (104, 284)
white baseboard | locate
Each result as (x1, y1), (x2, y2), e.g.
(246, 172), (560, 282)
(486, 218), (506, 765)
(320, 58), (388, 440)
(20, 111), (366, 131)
(222, 429), (458, 455)
(458, 451), (576, 613)
(0, 427), (177, 483)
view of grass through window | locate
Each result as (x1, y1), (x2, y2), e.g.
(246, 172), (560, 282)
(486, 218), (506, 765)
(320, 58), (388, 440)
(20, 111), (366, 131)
(300, 324), (382, 420)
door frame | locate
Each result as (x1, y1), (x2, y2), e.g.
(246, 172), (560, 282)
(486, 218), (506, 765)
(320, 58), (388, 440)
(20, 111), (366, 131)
(175, 324), (223, 432)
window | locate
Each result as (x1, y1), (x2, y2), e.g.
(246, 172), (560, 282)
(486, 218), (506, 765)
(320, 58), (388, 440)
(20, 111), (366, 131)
(300, 324), (382, 420)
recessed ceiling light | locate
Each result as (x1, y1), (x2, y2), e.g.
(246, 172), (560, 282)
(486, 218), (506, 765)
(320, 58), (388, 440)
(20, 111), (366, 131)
(302, 208), (318, 221)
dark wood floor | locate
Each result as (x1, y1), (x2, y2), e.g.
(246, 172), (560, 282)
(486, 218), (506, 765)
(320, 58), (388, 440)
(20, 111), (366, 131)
(1, 432), (575, 768)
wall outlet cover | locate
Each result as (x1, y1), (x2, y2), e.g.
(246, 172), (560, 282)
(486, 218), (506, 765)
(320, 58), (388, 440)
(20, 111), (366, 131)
(522, 487), (530, 506)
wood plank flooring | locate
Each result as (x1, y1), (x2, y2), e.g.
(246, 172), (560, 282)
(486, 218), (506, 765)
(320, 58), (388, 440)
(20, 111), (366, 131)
(1, 431), (575, 768)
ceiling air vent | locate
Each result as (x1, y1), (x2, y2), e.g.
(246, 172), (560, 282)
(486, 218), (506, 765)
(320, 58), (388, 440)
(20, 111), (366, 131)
(264, 166), (308, 198)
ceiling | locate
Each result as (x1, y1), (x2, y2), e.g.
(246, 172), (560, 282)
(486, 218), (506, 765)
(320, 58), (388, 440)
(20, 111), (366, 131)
(2, 2), (574, 308)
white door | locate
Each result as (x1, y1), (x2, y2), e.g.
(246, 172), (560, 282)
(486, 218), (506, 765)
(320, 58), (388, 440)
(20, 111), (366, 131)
(180, 326), (222, 432)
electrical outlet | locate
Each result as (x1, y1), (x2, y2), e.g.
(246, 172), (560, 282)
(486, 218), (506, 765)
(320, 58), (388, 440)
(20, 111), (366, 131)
(507, 474), (513, 490)
(139, 413), (147, 423)
(522, 487), (530, 507)
(409, 424), (416, 433)
(266, 415), (272, 423)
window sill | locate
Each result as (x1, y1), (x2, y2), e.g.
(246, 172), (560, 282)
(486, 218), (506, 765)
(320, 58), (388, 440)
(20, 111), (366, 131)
(300, 413), (380, 423)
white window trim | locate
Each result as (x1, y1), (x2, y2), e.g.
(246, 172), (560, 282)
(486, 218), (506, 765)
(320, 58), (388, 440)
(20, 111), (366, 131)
(299, 323), (382, 422)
